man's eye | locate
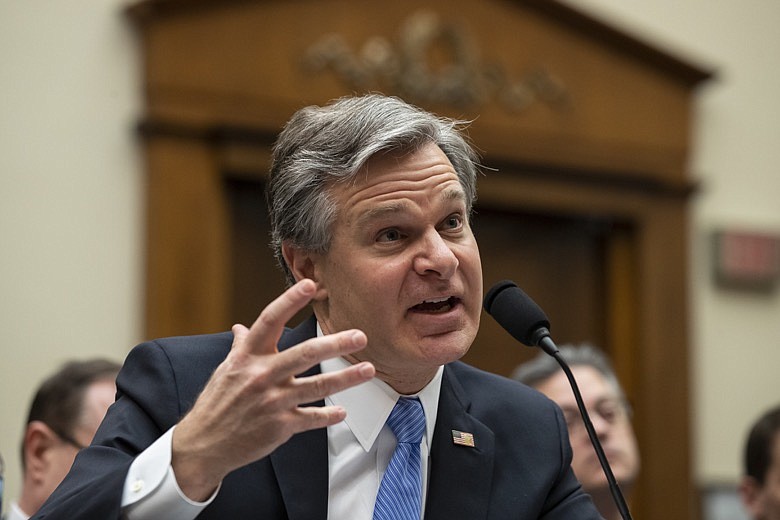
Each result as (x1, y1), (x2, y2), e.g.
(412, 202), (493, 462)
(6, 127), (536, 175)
(562, 410), (580, 428)
(597, 402), (621, 423)
(377, 229), (401, 242)
(443, 215), (463, 230)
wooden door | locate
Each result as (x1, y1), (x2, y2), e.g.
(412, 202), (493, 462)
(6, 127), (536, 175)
(128, 0), (711, 517)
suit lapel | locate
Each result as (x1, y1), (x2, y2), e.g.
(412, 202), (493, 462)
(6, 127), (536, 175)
(269, 316), (329, 520)
(270, 427), (328, 520)
(267, 319), (497, 520)
(425, 364), (495, 520)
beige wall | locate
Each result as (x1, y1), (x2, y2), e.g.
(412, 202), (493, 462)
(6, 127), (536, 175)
(0, 0), (142, 508)
(563, 0), (780, 484)
(1, 0), (779, 512)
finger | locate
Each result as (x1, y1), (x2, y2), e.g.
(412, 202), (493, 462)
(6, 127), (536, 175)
(230, 323), (249, 348)
(290, 405), (349, 433)
(284, 361), (375, 408)
(240, 279), (317, 355)
(271, 329), (368, 380)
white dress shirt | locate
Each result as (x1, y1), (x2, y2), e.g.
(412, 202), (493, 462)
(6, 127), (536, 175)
(322, 356), (442, 520)
(7, 501), (30, 520)
(120, 327), (443, 520)
(121, 427), (217, 519)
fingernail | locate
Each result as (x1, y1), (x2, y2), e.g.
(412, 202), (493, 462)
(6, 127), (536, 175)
(358, 363), (375, 377)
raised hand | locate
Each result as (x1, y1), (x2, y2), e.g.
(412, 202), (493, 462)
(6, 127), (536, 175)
(170, 279), (375, 500)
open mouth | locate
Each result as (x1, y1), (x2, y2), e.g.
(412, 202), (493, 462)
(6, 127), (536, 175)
(410, 296), (460, 314)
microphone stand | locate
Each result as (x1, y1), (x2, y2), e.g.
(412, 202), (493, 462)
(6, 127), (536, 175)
(483, 280), (634, 519)
(538, 334), (634, 520)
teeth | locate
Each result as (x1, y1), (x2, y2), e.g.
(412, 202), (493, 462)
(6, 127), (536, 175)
(423, 297), (450, 304)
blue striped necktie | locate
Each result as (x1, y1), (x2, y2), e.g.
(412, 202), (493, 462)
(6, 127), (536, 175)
(373, 397), (426, 520)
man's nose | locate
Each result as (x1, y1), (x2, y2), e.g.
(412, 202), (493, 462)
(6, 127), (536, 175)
(591, 411), (613, 439)
(413, 229), (459, 279)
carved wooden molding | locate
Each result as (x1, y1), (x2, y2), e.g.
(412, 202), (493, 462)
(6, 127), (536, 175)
(303, 10), (570, 112)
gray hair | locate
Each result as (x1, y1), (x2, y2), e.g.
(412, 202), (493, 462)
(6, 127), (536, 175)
(512, 343), (629, 406)
(267, 93), (481, 285)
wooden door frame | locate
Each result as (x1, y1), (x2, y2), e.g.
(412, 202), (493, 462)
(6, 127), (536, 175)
(127, 1), (712, 518)
(138, 127), (694, 517)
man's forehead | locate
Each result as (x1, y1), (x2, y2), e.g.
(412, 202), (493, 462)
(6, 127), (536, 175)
(350, 184), (466, 225)
(542, 366), (616, 400)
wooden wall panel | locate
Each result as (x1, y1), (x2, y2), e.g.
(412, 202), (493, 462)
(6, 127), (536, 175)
(127, 1), (711, 518)
(130, 0), (707, 180)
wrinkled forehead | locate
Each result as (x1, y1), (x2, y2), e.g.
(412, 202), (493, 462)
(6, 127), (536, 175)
(351, 142), (466, 186)
(332, 142), (459, 194)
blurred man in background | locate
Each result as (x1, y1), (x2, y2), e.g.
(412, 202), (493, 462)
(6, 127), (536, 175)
(740, 405), (780, 520)
(513, 343), (640, 520)
(6, 359), (119, 520)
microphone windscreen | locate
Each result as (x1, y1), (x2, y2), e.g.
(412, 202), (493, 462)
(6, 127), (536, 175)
(483, 280), (550, 347)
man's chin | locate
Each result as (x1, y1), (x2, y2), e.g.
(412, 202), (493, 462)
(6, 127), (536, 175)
(418, 332), (472, 364)
(582, 469), (635, 494)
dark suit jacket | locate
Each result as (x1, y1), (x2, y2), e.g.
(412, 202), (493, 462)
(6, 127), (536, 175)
(34, 316), (601, 519)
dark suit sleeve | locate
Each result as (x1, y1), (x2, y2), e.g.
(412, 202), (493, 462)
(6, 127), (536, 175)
(32, 338), (202, 519)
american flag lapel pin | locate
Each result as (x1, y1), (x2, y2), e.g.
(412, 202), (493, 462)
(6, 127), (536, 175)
(451, 429), (475, 447)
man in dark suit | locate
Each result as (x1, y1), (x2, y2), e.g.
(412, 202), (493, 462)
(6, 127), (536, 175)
(8, 359), (119, 520)
(513, 345), (640, 520)
(34, 94), (601, 519)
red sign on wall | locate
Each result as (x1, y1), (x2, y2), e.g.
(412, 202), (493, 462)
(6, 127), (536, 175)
(712, 230), (780, 291)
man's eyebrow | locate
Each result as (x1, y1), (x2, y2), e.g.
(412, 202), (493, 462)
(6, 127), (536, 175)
(356, 201), (409, 227)
(442, 188), (467, 203)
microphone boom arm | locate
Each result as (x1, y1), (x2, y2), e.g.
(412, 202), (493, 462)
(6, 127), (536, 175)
(483, 280), (633, 520)
(540, 334), (633, 520)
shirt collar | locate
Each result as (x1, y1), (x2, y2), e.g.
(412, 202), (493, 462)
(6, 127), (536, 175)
(318, 324), (443, 452)
(8, 501), (31, 520)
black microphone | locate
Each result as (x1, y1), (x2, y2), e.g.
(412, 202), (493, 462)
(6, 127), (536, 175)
(484, 280), (633, 520)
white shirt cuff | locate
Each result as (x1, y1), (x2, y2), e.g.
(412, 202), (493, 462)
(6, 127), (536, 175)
(121, 426), (220, 520)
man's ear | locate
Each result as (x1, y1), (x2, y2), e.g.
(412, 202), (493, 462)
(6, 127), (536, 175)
(23, 421), (57, 481)
(739, 475), (764, 517)
(281, 242), (327, 300)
